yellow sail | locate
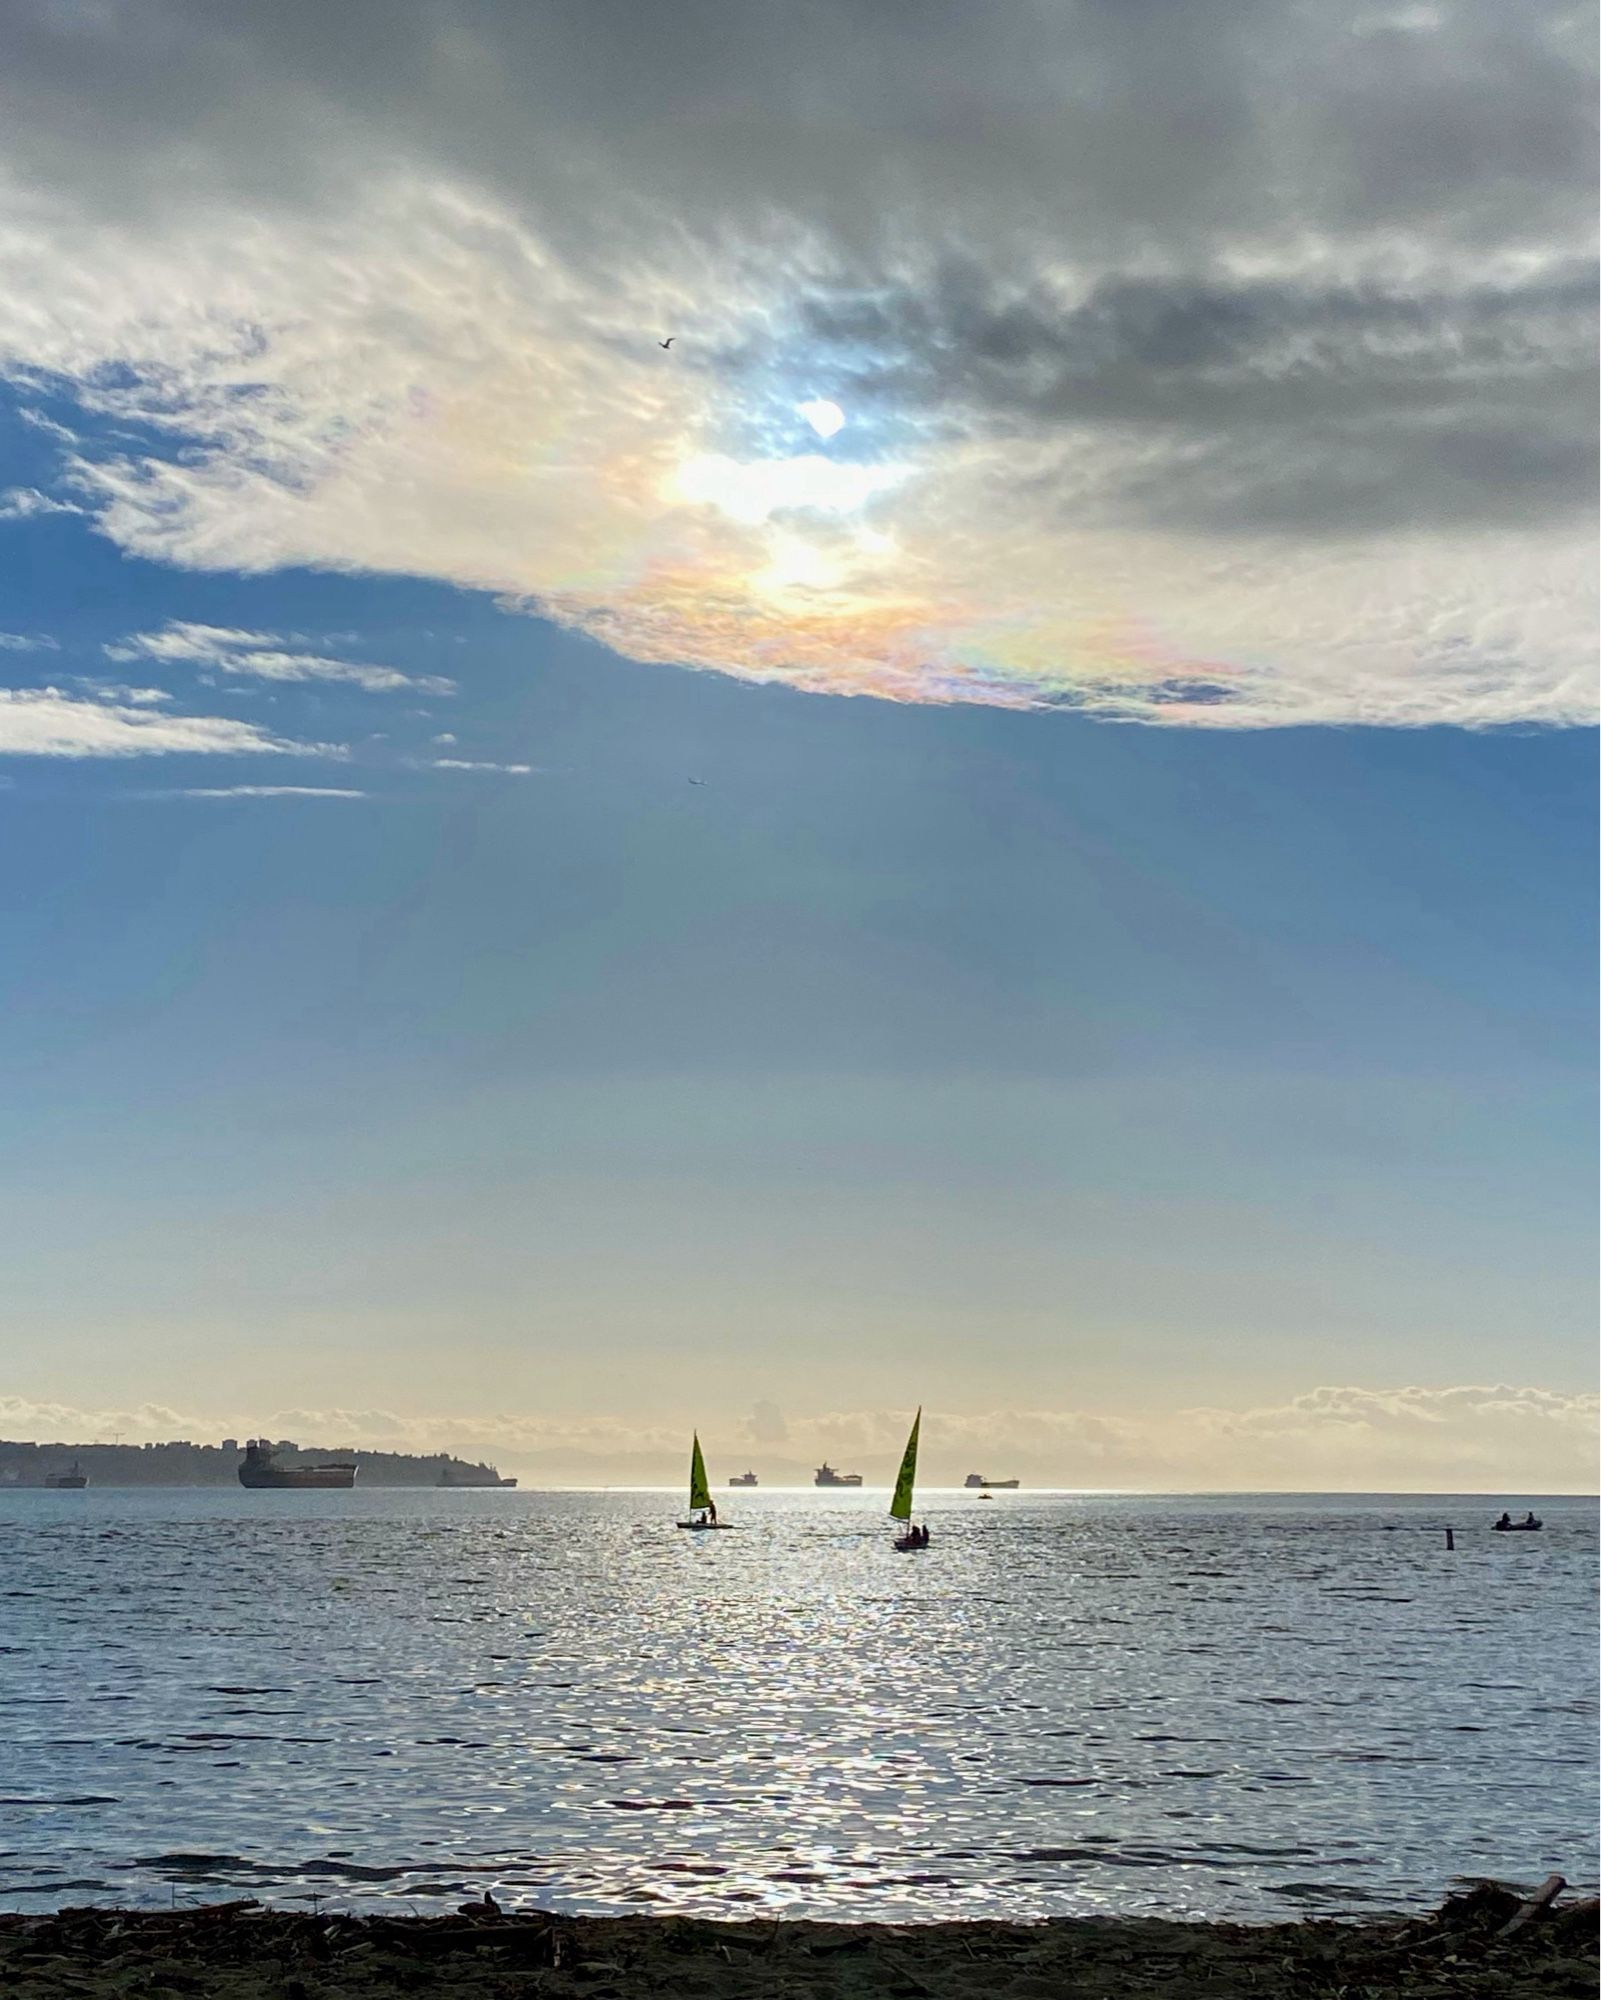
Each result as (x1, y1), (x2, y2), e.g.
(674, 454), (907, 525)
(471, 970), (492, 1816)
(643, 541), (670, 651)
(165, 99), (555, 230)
(688, 1433), (711, 1512)
(890, 1407), (920, 1522)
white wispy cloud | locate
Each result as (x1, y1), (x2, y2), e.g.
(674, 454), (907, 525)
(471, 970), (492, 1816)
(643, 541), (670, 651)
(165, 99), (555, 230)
(0, 631), (60, 652)
(0, 485), (82, 520)
(17, 409), (80, 445)
(0, 685), (333, 759)
(432, 756), (533, 774)
(103, 621), (275, 664)
(104, 620), (454, 695)
(162, 784), (367, 799)
(73, 680), (172, 705)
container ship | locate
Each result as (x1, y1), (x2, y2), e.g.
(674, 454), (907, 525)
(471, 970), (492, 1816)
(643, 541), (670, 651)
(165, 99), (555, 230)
(964, 1472), (1020, 1489)
(814, 1462), (863, 1487)
(728, 1470), (758, 1487)
(238, 1440), (358, 1490)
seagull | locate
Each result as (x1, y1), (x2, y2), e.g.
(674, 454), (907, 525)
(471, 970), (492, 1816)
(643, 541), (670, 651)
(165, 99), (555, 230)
(688, 776), (706, 786)
(658, 337), (675, 350)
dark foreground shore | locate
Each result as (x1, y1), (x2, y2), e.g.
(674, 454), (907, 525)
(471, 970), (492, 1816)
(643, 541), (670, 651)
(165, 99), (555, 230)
(2, 1884), (1594, 1999)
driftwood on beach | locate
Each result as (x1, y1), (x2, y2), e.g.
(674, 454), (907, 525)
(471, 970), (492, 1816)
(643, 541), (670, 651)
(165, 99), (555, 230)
(0, 1880), (1594, 1999)
(1501, 1873), (1569, 1937)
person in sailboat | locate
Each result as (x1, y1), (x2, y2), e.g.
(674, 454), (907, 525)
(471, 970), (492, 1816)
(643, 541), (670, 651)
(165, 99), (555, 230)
(682, 1433), (724, 1529)
(890, 1408), (924, 1550)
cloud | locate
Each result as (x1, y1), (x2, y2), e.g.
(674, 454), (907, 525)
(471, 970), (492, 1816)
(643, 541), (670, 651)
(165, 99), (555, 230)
(745, 1400), (790, 1445)
(103, 622), (279, 664)
(0, 0), (1592, 727)
(0, 631), (59, 652)
(0, 1384), (1592, 1491)
(0, 485), (82, 520)
(17, 408), (79, 444)
(431, 757), (532, 774)
(76, 683), (172, 705)
(104, 620), (454, 695)
(161, 784), (367, 799)
(797, 259), (1598, 536)
(1150, 1384), (1601, 1488)
(0, 685), (332, 758)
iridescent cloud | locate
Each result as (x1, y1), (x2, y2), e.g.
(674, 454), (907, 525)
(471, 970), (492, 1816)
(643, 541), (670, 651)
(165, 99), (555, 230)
(0, 1), (1592, 727)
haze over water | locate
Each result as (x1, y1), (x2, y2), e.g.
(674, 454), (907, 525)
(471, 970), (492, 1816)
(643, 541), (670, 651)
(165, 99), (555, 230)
(4, 1488), (1594, 1923)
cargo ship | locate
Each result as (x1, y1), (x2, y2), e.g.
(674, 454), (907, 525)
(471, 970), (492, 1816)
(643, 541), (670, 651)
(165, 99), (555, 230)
(728, 1470), (758, 1487)
(238, 1440), (357, 1490)
(814, 1462), (863, 1487)
(45, 1460), (89, 1489)
(964, 1472), (1020, 1489)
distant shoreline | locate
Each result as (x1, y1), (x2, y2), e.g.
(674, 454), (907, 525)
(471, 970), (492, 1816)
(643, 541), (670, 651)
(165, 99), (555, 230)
(3, 1472), (1595, 1497)
(0, 1439), (514, 1489)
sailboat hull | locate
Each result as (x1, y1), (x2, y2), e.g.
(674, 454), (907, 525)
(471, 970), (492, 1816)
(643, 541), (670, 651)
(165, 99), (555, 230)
(892, 1535), (925, 1553)
(676, 1519), (735, 1530)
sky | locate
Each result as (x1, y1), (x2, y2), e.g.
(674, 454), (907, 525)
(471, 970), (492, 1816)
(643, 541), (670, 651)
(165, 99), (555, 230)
(0, 0), (1594, 1489)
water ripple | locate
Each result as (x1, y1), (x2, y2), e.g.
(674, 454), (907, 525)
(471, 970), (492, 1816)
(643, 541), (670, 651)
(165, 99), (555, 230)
(0, 1487), (1593, 1923)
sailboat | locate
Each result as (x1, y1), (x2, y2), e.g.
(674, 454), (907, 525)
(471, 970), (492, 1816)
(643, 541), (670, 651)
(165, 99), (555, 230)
(890, 1407), (926, 1551)
(676, 1433), (733, 1530)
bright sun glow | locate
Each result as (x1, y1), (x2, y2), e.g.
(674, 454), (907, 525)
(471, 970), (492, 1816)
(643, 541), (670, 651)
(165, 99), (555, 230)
(672, 452), (903, 524)
(756, 531), (846, 594)
(799, 398), (846, 440)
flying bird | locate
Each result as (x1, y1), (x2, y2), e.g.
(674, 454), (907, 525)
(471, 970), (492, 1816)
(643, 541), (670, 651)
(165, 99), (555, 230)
(658, 337), (674, 350)
(688, 776), (706, 786)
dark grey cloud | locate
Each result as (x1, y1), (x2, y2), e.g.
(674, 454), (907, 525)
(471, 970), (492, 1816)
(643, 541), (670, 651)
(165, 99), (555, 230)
(1, 0), (1592, 257)
(796, 259), (1598, 532)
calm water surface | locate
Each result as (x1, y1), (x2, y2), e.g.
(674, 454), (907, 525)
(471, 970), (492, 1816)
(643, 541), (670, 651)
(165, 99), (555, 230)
(1, 1489), (1594, 1921)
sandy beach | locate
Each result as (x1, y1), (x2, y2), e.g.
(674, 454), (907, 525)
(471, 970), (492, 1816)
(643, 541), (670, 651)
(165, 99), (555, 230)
(2, 1885), (1594, 2000)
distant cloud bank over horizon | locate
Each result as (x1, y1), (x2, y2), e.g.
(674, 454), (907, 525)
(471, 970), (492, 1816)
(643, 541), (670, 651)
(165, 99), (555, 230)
(2, 1385), (1594, 1493)
(0, 0), (1594, 728)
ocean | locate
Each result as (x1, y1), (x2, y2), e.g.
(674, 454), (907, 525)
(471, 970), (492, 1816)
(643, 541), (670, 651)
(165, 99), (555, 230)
(2, 1487), (1594, 1922)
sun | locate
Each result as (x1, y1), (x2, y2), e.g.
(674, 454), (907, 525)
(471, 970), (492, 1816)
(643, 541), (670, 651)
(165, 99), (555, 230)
(799, 398), (846, 440)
